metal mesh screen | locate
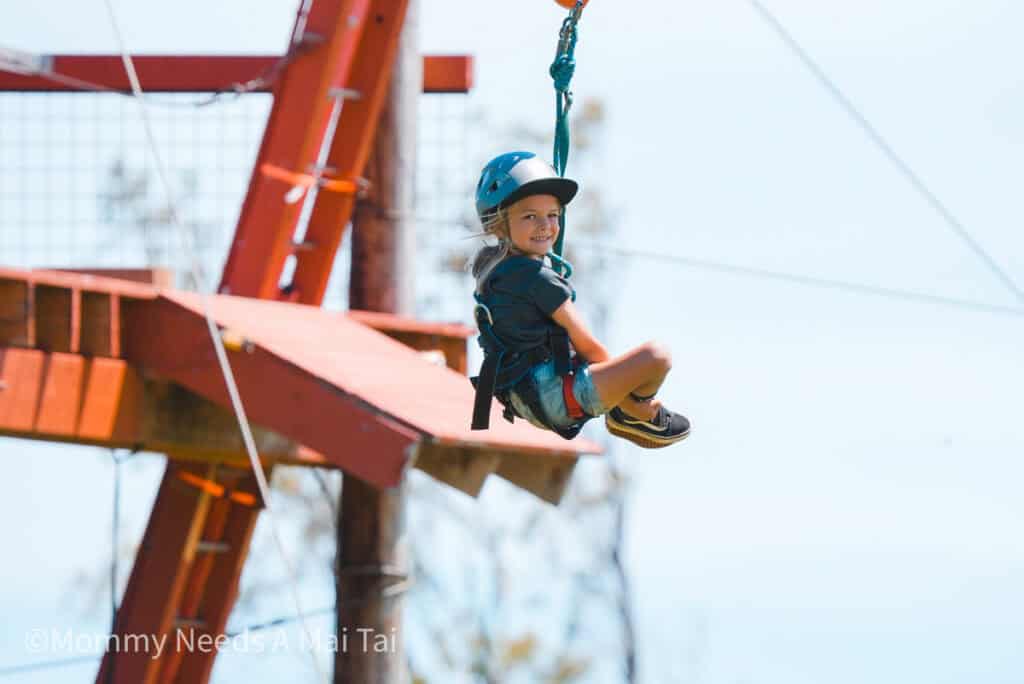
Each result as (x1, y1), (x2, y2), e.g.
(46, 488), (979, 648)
(0, 90), (473, 317)
(0, 92), (269, 284)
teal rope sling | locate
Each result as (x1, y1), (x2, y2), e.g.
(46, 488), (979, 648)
(548, 0), (586, 278)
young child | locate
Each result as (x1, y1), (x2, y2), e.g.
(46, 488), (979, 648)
(469, 151), (690, 449)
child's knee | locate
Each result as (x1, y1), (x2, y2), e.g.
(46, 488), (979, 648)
(641, 341), (672, 374)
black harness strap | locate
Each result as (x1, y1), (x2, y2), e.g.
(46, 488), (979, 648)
(472, 350), (503, 430)
(471, 298), (507, 431)
(550, 328), (572, 377)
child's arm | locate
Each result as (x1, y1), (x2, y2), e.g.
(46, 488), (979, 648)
(550, 300), (610, 364)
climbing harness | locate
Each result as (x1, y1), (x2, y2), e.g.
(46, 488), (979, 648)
(548, 0), (587, 275)
(470, 292), (591, 441)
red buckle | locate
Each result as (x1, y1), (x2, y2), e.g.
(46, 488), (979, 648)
(562, 372), (584, 420)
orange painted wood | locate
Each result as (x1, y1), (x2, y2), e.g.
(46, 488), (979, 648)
(0, 55), (473, 93)
(21, 267), (157, 299)
(165, 470), (264, 683)
(0, 278), (34, 348)
(33, 286), (80, 353)
(0, 346), (334, 462)
(288, 0), (411, 305)
(0, 348), (44, 431)
(422, 54), (475, 92)
(80, 291), (121, 358)
(33, 352), (85, 436)
(156, 497), (231, 683)
(346, 309), (473, 339)
(347, 309), (472, 373)
(96, 461), (215, 684)
(77, 357), (142, 442)
(0, 268), (597, 460)
(219, 0), (374, 299)
(0, 347), (141, 441)
(59, 267), (174, 287)
(122, 295), (421, 488)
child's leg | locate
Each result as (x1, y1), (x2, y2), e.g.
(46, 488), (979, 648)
(586, 341), (672, 420)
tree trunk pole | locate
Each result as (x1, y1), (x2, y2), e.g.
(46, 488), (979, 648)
(336, 0), (419, 682)
(348, 5), (419, 314)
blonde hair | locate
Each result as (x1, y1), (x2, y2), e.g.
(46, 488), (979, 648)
(471, 206), (512, 295)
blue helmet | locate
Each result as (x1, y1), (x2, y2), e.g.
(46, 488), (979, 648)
(475, 151), (579, 220)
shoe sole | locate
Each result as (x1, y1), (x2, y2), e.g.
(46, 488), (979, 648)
(605, 415), (690, 449)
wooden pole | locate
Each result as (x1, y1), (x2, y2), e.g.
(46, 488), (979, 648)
(349, 4), (419, 314)
(337, 1), (419, 682)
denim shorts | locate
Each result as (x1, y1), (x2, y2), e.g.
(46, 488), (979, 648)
(508, 359), (608, 430)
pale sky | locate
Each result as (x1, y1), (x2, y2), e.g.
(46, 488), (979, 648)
(2, 1), (1023, 682)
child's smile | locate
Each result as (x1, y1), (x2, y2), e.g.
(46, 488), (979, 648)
(507, 194), (562, 259)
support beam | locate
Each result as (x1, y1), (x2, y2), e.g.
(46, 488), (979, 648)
(413, 443), (499, 498)
(0, 268), (599, 466)
(346, 310), (472, 375)
(121, 295), (421, 488)
(338, 3), (416, 680)
(0, 54), (473, 94)
(336, 475), (407, 684)
(96, 461), (217, 684)
(287, 0), (413, 305)
(154, 466), (265, 684)
(219, 0), (377, 300)
(0, 346), (321, 465)
(0, 346), (576, 502)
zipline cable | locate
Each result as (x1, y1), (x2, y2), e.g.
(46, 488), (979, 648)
(571, 240), (1024, 317)
(108, 450), (123, 684)
(746, 0), (1024, 308)
(100, 2), (328, 681)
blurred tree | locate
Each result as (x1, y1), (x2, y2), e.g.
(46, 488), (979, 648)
(97, 158), (215, 289)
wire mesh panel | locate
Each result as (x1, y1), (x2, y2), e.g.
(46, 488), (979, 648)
(0, 92), (270, 286)
(413, 92), (477, 321)
(0, 90), (474, 315)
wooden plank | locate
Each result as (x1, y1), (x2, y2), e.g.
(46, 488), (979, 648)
(96, 461), (215, 684)
(288, 0), (412, 305)
(170, 469), (265, 683)
(77, 357), (142, 443)
(0, 279), (34, 347)
(0, 55), (473, 93)
(346, 311), (471, 373)
(0, 347), (44, 431)
(58, 267), (174, 287)
(141, 380), (305, 464)
(34, 285), (80, 353)
(33, 352), (85, 436)
(218, 0), (374, 299)
(422, 54), (474, 93)
(0, 347), (320, 464)
(414, 443), (499, 497)
(122, 295), (421, 488)
(80, 291), (119, 357)
(494, 451), (579, 505)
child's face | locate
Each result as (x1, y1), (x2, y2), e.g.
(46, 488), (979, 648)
(506, 194), (562, 259)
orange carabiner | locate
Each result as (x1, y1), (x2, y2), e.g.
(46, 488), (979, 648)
(554, 0), (588, 9)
